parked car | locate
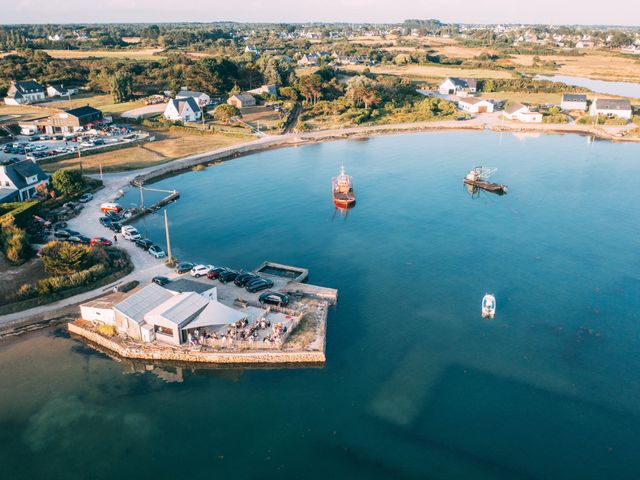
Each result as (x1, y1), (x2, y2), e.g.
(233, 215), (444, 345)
(218, 269), (240, 284)
(206, 266), (227, 279)
(64, 229), (80, 236)
(152, 276), (170, 286)
(135, 238), (154, 250)
(53, 229), (70, 239)
(99, 217), (112, 228)
(90, 237), (112, 246)
(190, 264), (214, 277)
(68, 235), (91, 244)
(51, 221), (67, 230)
(175, 262), (195, 274)
(234, 272), (260, 287)
(259, 292), (290, 307)
(121, 226), (141, 241)
(148, 245), (166, 259)
(78, 192), (93, 203)
(108, 221), (122, 232)
(105, 210), (122, 221)
(246, 278), (274, 293)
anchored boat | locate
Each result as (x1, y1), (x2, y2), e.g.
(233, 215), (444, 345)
(332, 165), (356, 209)
(482, 294), (496, 319)
(464, 167), (508, 195)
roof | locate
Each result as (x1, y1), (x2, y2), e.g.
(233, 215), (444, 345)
(458, 97), (491, 105)
(146, 291), (209, 326)
(182, 300), (247, 330)
(230, 93), (255, 103)
(64, 106), (102, 119)
(81, 292), (127, 310)
(562, 94), (587, 102)
(1, 160), (49, 189)
(0, 187), (18, 202)
(593, 98), (631, 111)
(504, 102), (528, 114)
(165, 278), (214, 295)
(446, 77), (477, 89)
(12, 80), (44, 94)
(176, 90), (208, 99)
(48, 84), (67, 92)
(114, 283), (175, 324)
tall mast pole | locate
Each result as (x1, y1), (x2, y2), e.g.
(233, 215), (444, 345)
(164, 208), (172, 264)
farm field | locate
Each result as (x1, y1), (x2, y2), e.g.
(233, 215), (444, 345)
(340, 63), (516, 80)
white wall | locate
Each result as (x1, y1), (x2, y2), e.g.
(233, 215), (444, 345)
(80, 305), (116, 325)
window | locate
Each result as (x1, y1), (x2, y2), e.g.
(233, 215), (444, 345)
(154, 325), (173, 337)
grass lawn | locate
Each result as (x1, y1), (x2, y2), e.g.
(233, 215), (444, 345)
(239, 106), (283, 131)
(45, 93), (144, 117)
(479, 91), (564, 105)
(340, 64), (516, 80)
(42, 129), (250, 173)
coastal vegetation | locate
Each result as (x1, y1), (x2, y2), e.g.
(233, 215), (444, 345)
(1, 242), (132, 314)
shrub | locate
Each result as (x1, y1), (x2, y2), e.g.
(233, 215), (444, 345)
(51, 169), (85, 197)
(40, 241), (92, 275)
(97, 324), (117, 337)
(0, 215), (30, 265)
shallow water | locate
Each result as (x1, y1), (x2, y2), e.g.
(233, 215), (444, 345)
(2, 131), (640, 479)
(535, 74), (640, 98)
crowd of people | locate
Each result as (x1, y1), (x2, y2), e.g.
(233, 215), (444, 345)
(185, 317), (291, 348)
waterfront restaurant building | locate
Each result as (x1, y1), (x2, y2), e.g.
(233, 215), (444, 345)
(81, 283), (248, 346)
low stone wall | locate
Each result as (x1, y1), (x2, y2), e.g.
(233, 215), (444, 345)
(68, 322), (325, 364)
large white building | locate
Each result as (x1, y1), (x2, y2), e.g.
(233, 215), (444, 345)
(0, 160), (50, 203)
(4, 80), (46, 105)
(560, 94), (588, 111)
(503, 103), (543, 123)
(438, 77), (478, 96)
(589, 98), (632, 120)
(175, 90), (211, 106)
(457, 97), (494, 114)
(163, 97), (202, 122)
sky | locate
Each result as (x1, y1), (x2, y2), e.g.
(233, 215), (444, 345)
(3, 0), (640, 26)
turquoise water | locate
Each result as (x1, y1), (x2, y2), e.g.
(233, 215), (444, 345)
(535, 74), (640, 98)
(2, 131), (640, 479)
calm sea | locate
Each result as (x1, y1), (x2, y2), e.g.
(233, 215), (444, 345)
(2, 131), (640, 479)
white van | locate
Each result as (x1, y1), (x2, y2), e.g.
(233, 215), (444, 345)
(121, 225), (141, 240)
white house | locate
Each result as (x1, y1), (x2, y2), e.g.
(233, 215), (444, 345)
(4, 80), (46, 105)
(561, 93), (588, 111)
(438, 77), (478, 96)
(176, 90), (211, 106)
(47, 84), (78, 98)
(589, 98), (632, 120)
(163, 97), (202, 122)
(503, 103), (543, 123)
(0, 160), (50, 203)
(457, 97), (494, 114)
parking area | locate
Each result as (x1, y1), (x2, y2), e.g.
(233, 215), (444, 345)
(0, 124), (146, 163)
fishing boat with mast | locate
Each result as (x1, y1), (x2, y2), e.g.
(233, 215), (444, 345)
(332, 165), (356, 209)
(463, 167), (508, 195)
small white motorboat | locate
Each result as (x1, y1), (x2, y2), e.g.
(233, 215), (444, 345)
(482, 294), (496, 319)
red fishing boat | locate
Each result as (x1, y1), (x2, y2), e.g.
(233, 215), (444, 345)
(332, 166), (356, 209)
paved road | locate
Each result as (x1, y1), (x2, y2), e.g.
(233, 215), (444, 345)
(121, 104), (166, 119)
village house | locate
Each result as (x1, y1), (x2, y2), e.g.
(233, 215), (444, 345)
(20, 106), (106, 135)
(247, 84), (278, 97)
(438, 77), (478, 96)
(589, 98), (633, 120)
(561, 94), (588, 111)
(80, 283), (247, 346)
(227, 93), (256, 108)
(457, 97), (495, 114)
(46, 84), (78, 98)
(163, 97), (202, 122)
(297, 53), (320, 66)
(176, 90), (211, 106)
(575, 40), (595, 49)
(4, 80), (46, 105)
(503, 103), (543, 123)
(0, 159), (49, 203)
